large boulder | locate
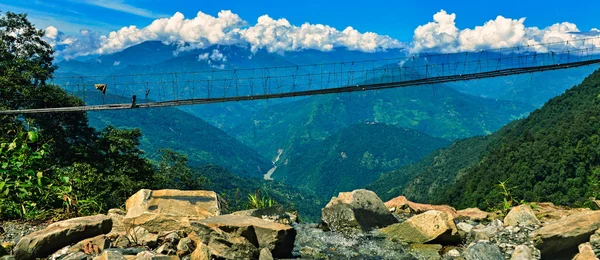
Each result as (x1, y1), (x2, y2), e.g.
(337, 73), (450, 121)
(321, 189), (398, 234)
(385, 195), (458, 217)
(195, 215), (296, 258)
(125, 189), (225, 220)
(504, 204), (541, 227)
(531, 210), (600, 257)
(379, 210), (461, 245)
(123, 212), (193, 234)
(14, 214), (112, 259)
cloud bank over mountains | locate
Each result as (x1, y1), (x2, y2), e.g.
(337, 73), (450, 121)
(412, 10), (600, 53)
(44, 9), (599, 59)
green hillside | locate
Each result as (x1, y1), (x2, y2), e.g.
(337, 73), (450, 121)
(273, 123), (450, 199)
(84, 91), (272, 178)
(231, 84), (533, 161)
(370, 69), (600, 211)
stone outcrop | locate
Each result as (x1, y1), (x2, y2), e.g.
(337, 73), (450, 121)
(195, 214), (296, 258)
(321, 189), (398, 234)
(504, 204), (541, 227)
(385, 195), (458, 217)
(14, 214), (112, 259)
(531, 210), (600, 257)
(379, 210), (460, 244)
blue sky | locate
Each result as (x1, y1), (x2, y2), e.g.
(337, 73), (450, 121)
(1, 0), (599, 58)
(2, 0), (599, 41)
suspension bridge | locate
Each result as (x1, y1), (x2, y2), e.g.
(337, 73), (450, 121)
(2, 37), (600, 114)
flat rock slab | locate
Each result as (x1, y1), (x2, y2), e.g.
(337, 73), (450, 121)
(195, 215), (296, 258)
(532, 210), (600, 257)
(385, 195), (458, 217)
(457, 208), (489, 221)
(126, 189), (225, 220)
(14, 214), (112, 259)
(380, 210), (460, 245)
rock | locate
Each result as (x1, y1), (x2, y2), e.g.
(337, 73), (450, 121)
(510, 245), (533, 260)
(457, 222), (473, 233)
(114, 235), (131, 248)
(471, 225), (499, 241)
(195, 214), (296, 258)
(68, 234), (110, 255)
(1, 242), (14, 252)
(380, 210), (461, 245)
(444, 249), (461, 258)
(125, 189), (225, 220)
(408, 244), (442, 259)
(165, 232), (181, 244)
(321, 189), (398, 234)
(190, 242), (210, 260)
(151, 255), (180, 260)
(457, 208), (489, 221)
(531, 211), (600, 257)
(124, 212), (193, 234)
(62, 252), (89, 260)
(176, 237), (194, 256)
(155, 242), (175, 255)
(504, 204), (541, 227)
(590, 229), (600, 248)
(232, 205), (297, 225)
(532, 202), (590, 224)
(259, 247), (274, 260)
(127, 226), (159, 248)
(385, 195), (458, 217)
(94, 249), (126, 260)
(108, 208), (127, 235)
(14, 214), (112, 260)
(573, 243), (598, 260)
(463, 242), (503, 260)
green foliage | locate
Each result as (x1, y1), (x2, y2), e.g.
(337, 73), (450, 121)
(153, 148), (208, 190)
(0, 128), (72, 219)
(367, 135), (497, 202)
(247, 187), (277, 210)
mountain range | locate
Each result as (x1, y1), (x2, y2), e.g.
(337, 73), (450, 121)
(53, 40), (600, 209)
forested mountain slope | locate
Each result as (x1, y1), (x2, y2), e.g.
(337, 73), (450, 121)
(369, 69), (600, 210)
(272, 123), (450, 199)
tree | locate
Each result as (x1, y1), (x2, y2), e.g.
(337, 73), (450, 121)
(0, 11), (95, 167)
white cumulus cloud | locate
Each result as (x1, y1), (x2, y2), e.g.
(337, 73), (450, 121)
(46, 10), (404, 58)
(411, 9), (600, 53)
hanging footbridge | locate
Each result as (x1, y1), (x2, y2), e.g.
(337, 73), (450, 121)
(2, 37), (600, 114)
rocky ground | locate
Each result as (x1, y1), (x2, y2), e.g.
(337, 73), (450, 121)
(1, 189), (600, 259)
